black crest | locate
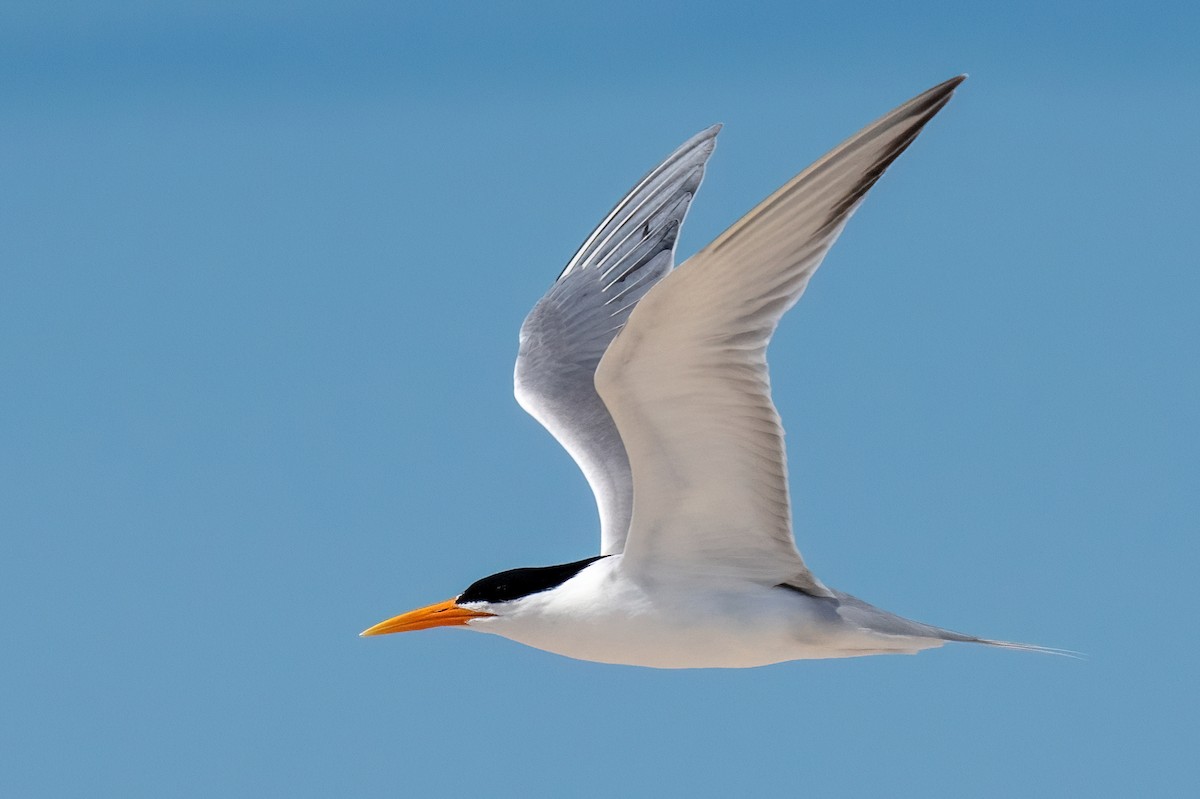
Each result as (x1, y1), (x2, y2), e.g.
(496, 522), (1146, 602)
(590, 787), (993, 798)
(458, 555), (607, 605)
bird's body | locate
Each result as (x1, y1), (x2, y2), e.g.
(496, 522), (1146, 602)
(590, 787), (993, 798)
(362, 76), (1056, 667)
(462, 556), (951, 669)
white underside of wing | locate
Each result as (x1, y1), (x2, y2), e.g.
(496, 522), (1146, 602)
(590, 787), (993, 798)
(595, 77), (966, 590)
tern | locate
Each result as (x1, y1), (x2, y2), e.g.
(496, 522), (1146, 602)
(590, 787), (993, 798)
(362, 76), (1055, 667)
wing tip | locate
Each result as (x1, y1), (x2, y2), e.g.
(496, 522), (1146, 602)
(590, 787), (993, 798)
(556, 124), (722, 283)
(906, 74), (968, 118)
(680, 123), (723, 155)
(932, 74), (968, 94)
(902, 74), (968, 118)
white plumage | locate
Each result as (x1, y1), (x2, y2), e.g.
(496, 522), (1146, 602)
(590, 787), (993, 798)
(362, 76), (1062, 667)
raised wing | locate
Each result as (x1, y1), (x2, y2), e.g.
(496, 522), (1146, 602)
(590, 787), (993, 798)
(596, 77), (965, 593)
(515, 126), (720, 555)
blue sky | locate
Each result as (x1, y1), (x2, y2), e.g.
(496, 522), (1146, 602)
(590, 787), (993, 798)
(3, 2), (1197, 796)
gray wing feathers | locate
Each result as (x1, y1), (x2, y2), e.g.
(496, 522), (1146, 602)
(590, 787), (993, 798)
(692, 76), (965, 338)
(515, 126), (720, 555)
(595, 77), (964, 590)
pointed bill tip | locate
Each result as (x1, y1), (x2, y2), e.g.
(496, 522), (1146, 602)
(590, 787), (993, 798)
(360, 598), (494, 637)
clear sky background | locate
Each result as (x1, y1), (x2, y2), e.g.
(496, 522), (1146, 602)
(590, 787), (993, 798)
(3, 2), (1197, 796)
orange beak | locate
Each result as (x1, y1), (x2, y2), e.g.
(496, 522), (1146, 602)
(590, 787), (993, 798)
(360, 598), (495, 637)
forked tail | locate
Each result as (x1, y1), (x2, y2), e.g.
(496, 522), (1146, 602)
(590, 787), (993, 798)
(831, 590), (1079, 657)
(960, 636), (1081, 658)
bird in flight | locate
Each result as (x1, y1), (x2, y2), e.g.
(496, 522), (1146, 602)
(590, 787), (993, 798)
(362, 76), (1057, 667)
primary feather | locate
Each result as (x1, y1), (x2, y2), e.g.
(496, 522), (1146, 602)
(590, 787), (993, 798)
(515, 126), (720, 554)
(597, 77), (966, 594)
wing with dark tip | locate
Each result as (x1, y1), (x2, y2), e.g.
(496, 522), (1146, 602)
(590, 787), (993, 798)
(515, 126), (720, 555)
(596, 77), (965, 592)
